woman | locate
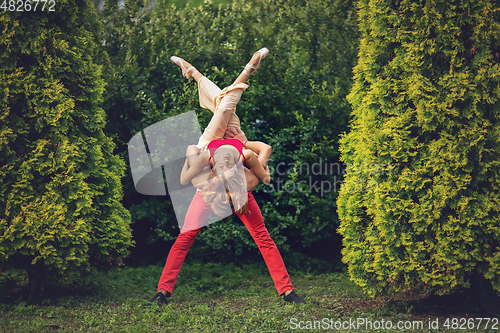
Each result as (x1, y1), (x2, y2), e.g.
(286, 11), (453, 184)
(177, 48), (272, 217)
(150, 49), (305, 305)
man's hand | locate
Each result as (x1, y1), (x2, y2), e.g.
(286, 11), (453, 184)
(224, 128), (248, 145)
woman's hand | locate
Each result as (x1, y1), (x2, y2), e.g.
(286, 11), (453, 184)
(224, 128), (248, 146)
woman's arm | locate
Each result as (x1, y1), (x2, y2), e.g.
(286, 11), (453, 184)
(224, 128), (272, 167)
(185, 144), (201, 166)
(243, 150), (271, 185)
(180, 150), (209, 185)
(244, 141), (272, 167)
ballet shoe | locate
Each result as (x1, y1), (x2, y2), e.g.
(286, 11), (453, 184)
(242, 47), (269, 76)
(171, 56), (199, 79)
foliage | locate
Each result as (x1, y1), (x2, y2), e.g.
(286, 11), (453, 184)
(0, 0), (133, 288)
(99, 0), (358, 261)
(337, 0), (500, 297)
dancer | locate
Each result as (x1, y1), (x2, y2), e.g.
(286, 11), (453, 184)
(175, 48), (274, 217)
(150, 48), (305, 305)
(185, 127), (270, 217)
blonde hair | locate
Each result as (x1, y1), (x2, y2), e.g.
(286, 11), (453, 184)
(202, 167), (248, 216)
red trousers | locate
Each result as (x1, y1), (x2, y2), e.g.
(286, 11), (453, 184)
(157, 191), (293, 295)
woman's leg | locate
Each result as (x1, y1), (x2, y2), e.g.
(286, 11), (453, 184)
(236, 192), (294, 296)
(172, 51), (267, 148)
(170, 58), (244, 148)
(196, 79), (248, 148)
(201, 48), (269, 113)
(199, 49), (269, 136)
(171, 57), (204, 83)
(169, 57), (224, 115)
(157, 192), (213, 294)
(232, 49), (269, 85)
(173, 50), (265, 87)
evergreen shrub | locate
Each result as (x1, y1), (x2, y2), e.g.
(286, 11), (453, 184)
(0, 0), (133, 287)
(337, 0), (500, 296)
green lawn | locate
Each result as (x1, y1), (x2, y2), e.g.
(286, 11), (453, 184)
(1, 260), (498, 332)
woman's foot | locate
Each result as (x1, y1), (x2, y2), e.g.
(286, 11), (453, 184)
(242, 47), (269, 76)
(171, 56), (199, 79)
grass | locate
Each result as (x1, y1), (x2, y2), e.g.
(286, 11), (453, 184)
(1, 259), (499, 332)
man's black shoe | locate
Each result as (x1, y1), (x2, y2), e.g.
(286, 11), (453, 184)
(283, 290), (306, 304)
(150, 291), (170, 306)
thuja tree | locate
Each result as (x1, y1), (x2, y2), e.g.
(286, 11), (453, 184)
(337, 0), (500, 299)
(0, 0), (133, 289)
(99, 0), (358, 262)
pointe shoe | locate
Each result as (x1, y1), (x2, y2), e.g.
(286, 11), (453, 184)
(171, 56), (199, 79)
(242, 47), (269, 76)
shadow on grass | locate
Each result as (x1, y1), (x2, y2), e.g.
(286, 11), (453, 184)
(0, 266), (107, 306)
(345, 288), (500, 321)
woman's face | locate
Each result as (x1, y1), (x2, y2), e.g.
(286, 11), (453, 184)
(213, 147), (239, 176)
